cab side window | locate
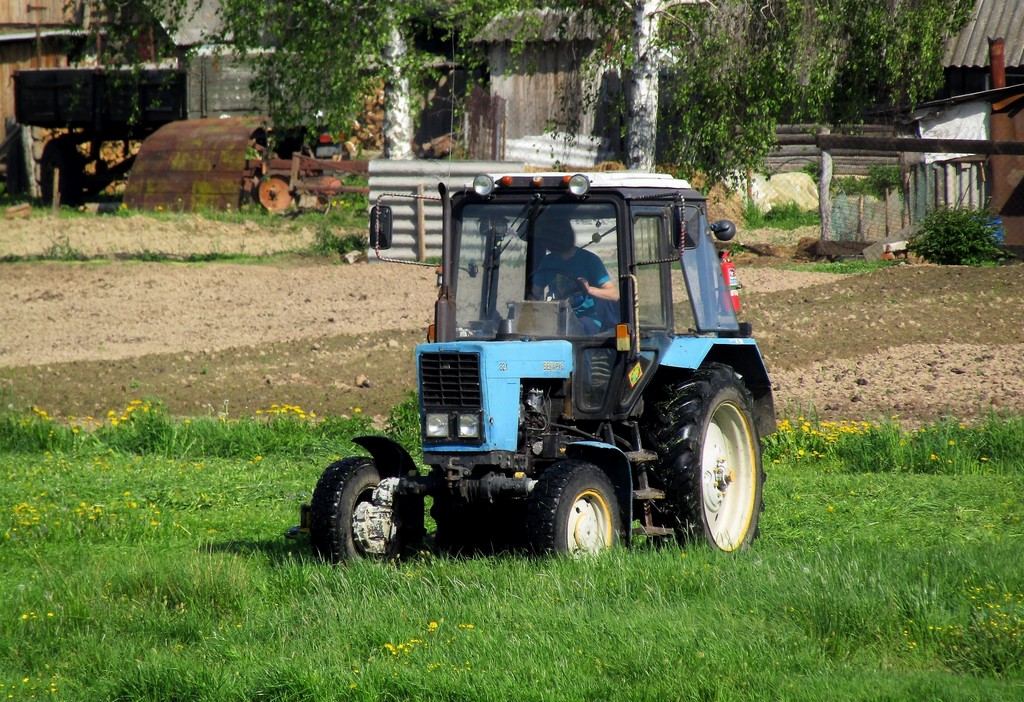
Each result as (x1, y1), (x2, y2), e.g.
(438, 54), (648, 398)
(633, 214), (669, 329)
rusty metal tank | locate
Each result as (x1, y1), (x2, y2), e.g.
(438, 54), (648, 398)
(124, 117), (266, 211)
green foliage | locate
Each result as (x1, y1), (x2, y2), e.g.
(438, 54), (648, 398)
(789, 259), (899, 275)
(384, 391), (422, 457)
(908, 206), (1008, 266)
(764, 414), (1024, 475)
(77, 1), (972, 180)
(834, 166), (902, 200)
(40, 236), (87, 261)
(800, 161), (820, 184)
(212, 0), (509, 143)
(658, 0), (972, 182)
(832, 175), (873, 197)
(76, 2), (182, 65)
(743, 200), (820, 230)
(866, 165), (902, 197)
(0, 400), (374, 460)
(311, 224), (367, 257)
(2, 404), (1022, 698)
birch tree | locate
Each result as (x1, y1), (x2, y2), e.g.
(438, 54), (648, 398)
(383, 18), (415, 159)
(626, 1), (711, 171)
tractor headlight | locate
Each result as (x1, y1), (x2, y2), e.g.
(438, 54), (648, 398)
(567, 173), (590, 197)
(457, 413), (480, 439)
(425, 413), (449, 438)
(473, 174), (495, 196)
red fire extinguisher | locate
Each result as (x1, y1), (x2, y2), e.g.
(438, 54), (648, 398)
(720, 250), (741, 312)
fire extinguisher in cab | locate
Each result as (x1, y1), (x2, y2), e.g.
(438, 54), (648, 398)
(720, 250), (741, 312)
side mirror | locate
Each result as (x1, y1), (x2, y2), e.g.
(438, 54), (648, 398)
(369, 205), (393, 249)
(670, 205), (685, 249)
(710, 219), (736, 242)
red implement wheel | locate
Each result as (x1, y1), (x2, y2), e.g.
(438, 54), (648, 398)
(257, 175), (293, 212)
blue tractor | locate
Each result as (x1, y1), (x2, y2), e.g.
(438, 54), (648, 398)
(301, 172), (774, 558)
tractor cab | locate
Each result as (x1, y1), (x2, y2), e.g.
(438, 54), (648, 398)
(372, 172), (749, 424)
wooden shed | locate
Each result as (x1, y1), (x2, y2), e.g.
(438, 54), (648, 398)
(471, 9), (622, 164)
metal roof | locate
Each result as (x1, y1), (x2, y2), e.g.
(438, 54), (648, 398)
(943, 0), (1024, 68)
(0, 28), (78, 43)
(474, 9), (599, 44)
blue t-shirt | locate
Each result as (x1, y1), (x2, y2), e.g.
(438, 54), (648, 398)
(533, 248), (611, 319)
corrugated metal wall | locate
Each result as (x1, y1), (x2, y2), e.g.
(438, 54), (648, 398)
(502, 134), (614, 168)
(367, 159), (523, 262)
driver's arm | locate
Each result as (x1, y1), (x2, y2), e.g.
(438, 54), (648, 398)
(579, 278), (618, 301)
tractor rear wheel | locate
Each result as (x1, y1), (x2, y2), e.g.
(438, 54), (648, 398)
(309, 457), (405, 561)
(527, 460), (620, 556)
(642, 364), (764, 551)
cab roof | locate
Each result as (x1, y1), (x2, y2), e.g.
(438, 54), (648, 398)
(462, 171), (705, 201)
(484, 171), (692, 189)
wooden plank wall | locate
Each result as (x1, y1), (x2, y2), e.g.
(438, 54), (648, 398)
(0, 0), (76, 26)
(0, 42), (65, 135)
(767, 124), (901, 176)
(486, 42), (599, 140)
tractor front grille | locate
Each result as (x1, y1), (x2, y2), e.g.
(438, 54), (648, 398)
(420, 352), (482, 409)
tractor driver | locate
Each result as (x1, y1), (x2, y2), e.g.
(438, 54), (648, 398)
(531, 218), (619, 334)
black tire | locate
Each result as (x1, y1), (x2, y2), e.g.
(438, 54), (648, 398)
(526, 460), (621, 555)
(641, 364), (764, 551)
(309, 457), (398, 562)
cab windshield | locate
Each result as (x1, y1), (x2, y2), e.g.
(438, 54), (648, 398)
(453, 200), (620, 339)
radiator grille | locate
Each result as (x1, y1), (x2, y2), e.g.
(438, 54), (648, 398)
(419, 352), (482, 409)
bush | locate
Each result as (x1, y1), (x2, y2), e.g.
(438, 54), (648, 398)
(832, 166), (901, 200)
(312, 222), (367, 256)
(743, 200), (820, 230)
(908, 206), (1007, 266)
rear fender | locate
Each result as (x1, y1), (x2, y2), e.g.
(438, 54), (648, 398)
(352, 436), (418, 479)
(701, 345), (776, 438)
(565, 441), (633, 545)
(661, 339), (775, 438)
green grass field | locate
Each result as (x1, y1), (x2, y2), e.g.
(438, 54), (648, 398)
(2, 403), (1022, 701)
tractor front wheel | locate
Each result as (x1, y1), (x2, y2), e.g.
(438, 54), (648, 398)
(309, 457), (408, 561)
(527, 460), (620, 556)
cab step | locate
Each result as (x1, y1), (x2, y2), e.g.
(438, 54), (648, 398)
(633, 525), (674, 537)
(626, 450), (659, 464)
(633, 487), (665, 500)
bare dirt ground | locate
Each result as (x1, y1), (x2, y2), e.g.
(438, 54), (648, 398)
(2, 214), (1023, 426)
